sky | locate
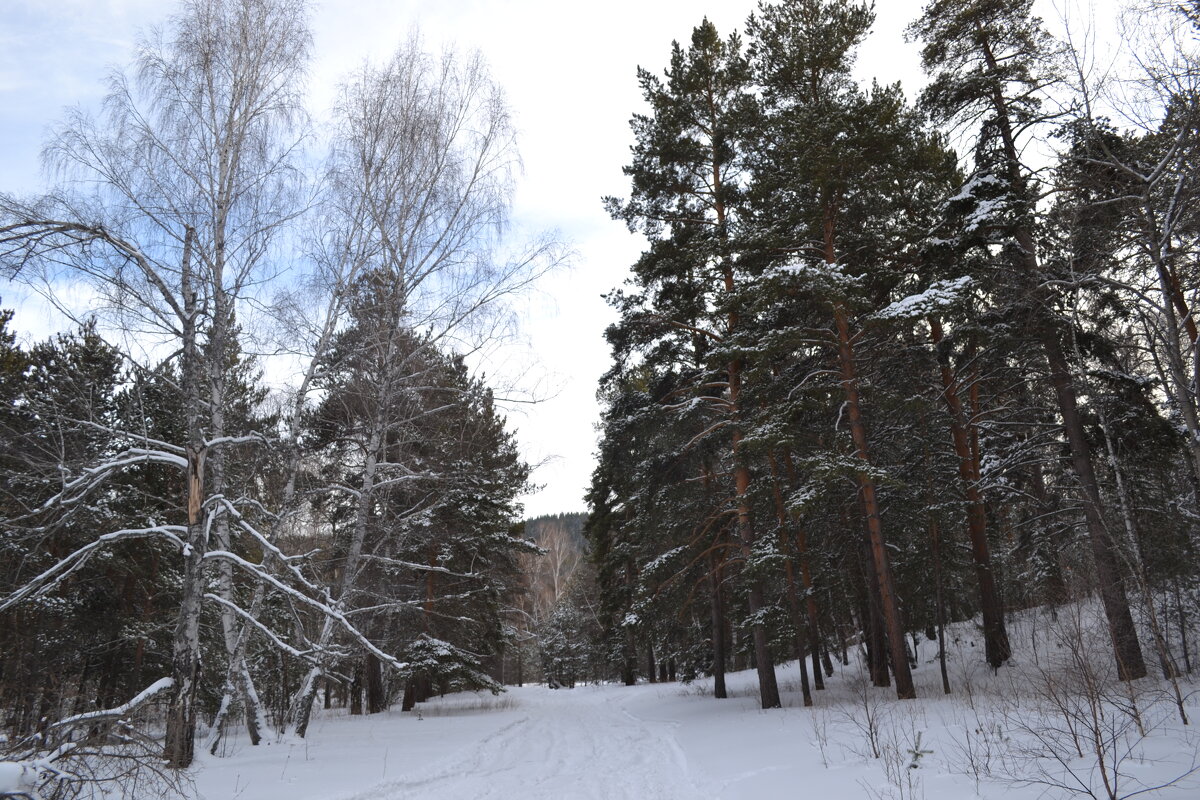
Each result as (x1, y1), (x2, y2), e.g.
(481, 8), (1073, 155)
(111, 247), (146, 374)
(0, 0), (937, 518)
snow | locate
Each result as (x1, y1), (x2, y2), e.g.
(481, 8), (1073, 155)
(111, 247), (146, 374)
(947, 173), (1005, 203)
(0, 760), (38, 796)
(197, 688), (705, 800)
(644, 546), (686, 573)
(770, 259), (861, 289)
(964, 198), (1007, 232)
(52, 677), (173, 729)
(875, 276), (973, 320)
(194, 607), (1200, 800)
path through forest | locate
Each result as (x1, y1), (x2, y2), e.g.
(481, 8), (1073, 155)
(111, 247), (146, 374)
(195, 631), (1200, 800)
(195, 680), (724, 800)
(347, 687), (704, 799)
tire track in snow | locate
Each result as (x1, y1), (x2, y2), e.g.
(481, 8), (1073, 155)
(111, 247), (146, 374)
(336, 688), (705, 800)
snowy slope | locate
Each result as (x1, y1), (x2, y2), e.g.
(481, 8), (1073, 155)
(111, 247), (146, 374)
(195, 609), (1200, 799)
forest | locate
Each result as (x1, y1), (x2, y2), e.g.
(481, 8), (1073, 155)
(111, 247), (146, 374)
(0, 0), (566, 793)
(0, 0), (1199, 798)
(584, 0), (1200, 714)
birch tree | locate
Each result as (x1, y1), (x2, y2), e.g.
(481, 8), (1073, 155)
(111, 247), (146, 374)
(287, 36), (557, 735)
(0, 0), (311, 768)
(1062, 2), (1200, 495)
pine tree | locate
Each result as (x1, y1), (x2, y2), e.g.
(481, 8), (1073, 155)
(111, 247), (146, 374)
(301, 267), (531, 718)
(743, 0), (961, 698)
(603, 18), (782, 708)
(911, 0), (1147, 679)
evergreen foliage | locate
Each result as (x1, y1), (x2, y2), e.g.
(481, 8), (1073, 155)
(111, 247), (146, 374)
(586, 0), (1200, 709)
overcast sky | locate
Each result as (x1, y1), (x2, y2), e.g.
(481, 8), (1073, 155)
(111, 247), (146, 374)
(0, 0), (938, 517)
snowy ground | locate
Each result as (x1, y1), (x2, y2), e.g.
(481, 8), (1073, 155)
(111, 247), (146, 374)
(195, 608), (1200, 800)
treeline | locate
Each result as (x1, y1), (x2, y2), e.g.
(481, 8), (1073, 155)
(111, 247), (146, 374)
(586, 0), (1200, 708)
(505, 512), (599, 689)
(0, 0), (558, 785)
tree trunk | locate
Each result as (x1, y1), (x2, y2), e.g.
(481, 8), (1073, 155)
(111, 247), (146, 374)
(349, 665), (363, 716)
(732, 425), (780, 708)
(767, 452), (811, 705)
(293, 418), (387, 737)
(780, 449), (826, 690)
(1146, 221), (1200, 478)
(366, 652), (386, 714)
(784, 557), (813, 707)
(713, 138), (778, 707)
(622, 626), (637, 686)
(928, 317), (1010, 668)
(981, 33), (1145, 681)
(416, 673), (432, 704)
(700, 460), (729, 699)
(401, 678), (416, 712)
(709, 554), (728, 699)
(820, 197), (913, 698)
(834, 298), (915, 699)
(822, 642), (835, 677)
(729, 419), (779, 708)
(858, 539), (890, 688)
(930, 514), (952, 695)
(1042, 331), (1146, 680)
(1176, 579), (1192, 675)
(165, 227), (204, 769)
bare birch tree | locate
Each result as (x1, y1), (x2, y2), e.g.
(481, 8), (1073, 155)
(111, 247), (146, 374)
(287, 34), (560, 736)
(0, 0), (311, 769)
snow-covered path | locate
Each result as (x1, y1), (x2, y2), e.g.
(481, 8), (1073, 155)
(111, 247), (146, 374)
(341, 687), (703, 800)
(195, 627), (1200, 800)
(194, 683), (719, 800)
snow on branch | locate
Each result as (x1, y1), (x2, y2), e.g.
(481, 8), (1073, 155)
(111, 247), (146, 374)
(0, 678), (180, 797)
(342, 587), (493, 620)
(69, 419), (185, 455)
(873, 277), (974, 321)
(0, 526), (186, 612)
(681, 419), (732, 453)
(203, 593), (324, 664)
(770, 258), (862, 292)
(208, 496), (320, 593)
(205, 431), (270, 449)
(360, 553), (481, 579)
(203, 550), (408, 673)
(37, 448), (188, 511)
(946, 172), (1006, 203)
(47, 678), (173, 732)
(369, 472), (438, 492)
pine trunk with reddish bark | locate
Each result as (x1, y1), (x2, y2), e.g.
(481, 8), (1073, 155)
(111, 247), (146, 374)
(928, 317), (1011, 668)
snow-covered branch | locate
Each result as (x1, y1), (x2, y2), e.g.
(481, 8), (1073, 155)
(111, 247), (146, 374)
(36, 448), (188, 511)
(202, 550), (408, 673)
(203, 593), (323, 664)
(47, 678), (174, 732)
(0, 526), (186, 612)
(360, 553), (481, 578)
